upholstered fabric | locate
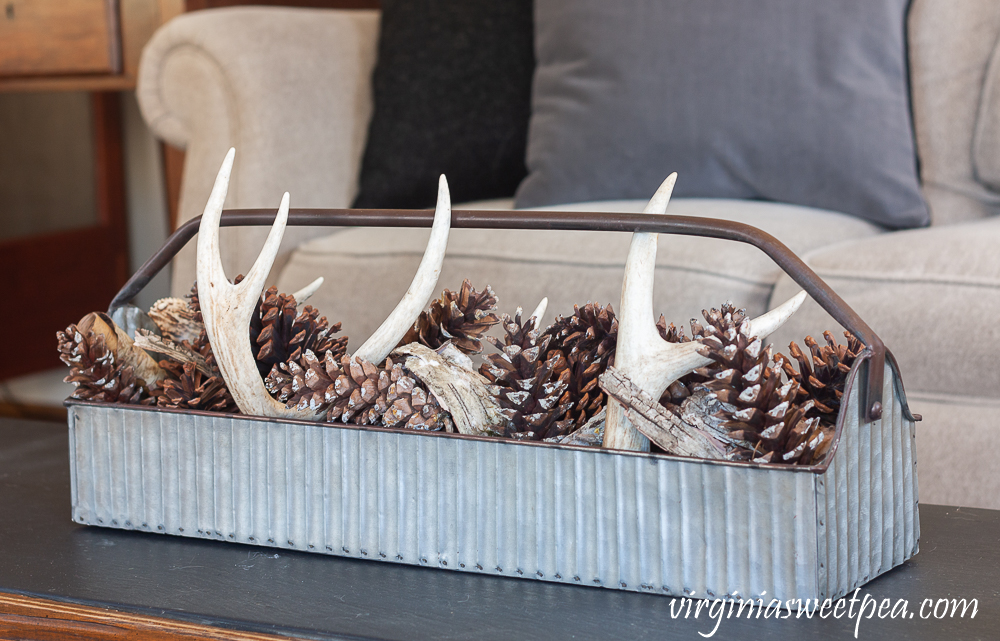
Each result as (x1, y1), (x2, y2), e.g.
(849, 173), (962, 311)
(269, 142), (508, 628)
(769, 217), (1000, 399)
(516, 0), (929, 228)
(910, 393), (1000, 509)
(908, 0), (1000, 224)
(137, 8), (380, 296)
(353, 0), (534, 209)
(276, 198), (881, 347)
(973, 35), (1000, 191)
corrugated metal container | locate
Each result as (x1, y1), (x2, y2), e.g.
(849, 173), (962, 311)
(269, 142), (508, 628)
(72, 207), (920, 601)
(67, 352), (918, 602)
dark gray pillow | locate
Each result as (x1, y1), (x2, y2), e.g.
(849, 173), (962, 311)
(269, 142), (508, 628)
(515, 0), (929, 229)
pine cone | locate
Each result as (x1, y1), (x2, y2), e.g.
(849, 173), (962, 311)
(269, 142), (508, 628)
(779, 330), (863, 420)
(150, 361), (237, 413)
(481, 308), (572, 440)
(400, 279), (500, 355)
(687, 302), (834, 465)
(380, 359), (450, 430)
(266, 351), (449, 429)
(57, 325), (145, 404)
(190, 280), (347, 378)
(542, 302), (618, 431)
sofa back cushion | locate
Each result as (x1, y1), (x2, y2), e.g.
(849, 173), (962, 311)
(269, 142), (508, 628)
(515, 0), (929, 229)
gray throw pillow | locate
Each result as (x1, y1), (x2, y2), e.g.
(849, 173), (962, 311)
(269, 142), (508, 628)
(515, 0), (929, 229)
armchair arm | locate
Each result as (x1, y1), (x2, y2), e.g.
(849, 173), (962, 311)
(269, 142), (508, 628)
(137, 7), (379, 296)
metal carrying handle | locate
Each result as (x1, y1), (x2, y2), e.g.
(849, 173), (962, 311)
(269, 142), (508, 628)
(110, 208), (886, 421)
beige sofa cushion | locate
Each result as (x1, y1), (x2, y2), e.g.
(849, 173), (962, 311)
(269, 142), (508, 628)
(769, 217), (1000, 399)
(276, 198), (880, 346)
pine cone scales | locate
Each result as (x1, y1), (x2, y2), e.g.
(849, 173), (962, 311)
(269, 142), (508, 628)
(543, 302), (617, 431)
(681, 302), (833, 465)
(265, 351), (448, 428)
(481, 309), (572, 439)
(779, 330), (863, 419)
(401, 279), (500, 354)
(152, 361), (236, 413)
(57, 325), (145, 404)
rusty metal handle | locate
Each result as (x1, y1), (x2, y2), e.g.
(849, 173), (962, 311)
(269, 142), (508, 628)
(109, 208), (885, 421)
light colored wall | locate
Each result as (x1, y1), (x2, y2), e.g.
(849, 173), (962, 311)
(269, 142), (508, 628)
(121, 91), (170, 309)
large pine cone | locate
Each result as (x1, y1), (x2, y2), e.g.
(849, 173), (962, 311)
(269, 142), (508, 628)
(57, 325), (145, 404)
(266, 351), (448, 428)
(481, 308), (572, 440)
(542, 302), (618, 431)
(150, 360), (237, 413)
(679, 302), (834, 465)
(400, 279), (500, 355)
(253, 286), (347, 377)
(779, 330), (863, 421)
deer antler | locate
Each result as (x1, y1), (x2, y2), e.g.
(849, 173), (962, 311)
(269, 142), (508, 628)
(353, 175), (452, 364)
(196, 150), (453, 420)
(602, 174), (807, 451)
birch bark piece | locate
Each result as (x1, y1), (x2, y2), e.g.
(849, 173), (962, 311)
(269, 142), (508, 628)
(134, 329), (213, 377)
(393, 343), (505, 436)
(78, 312), (166, 385)
(600, 367), (725, 459)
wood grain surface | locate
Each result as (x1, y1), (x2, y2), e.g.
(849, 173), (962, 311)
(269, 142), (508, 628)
(0, 592), (290, 640)
(0, 0), (120, 78)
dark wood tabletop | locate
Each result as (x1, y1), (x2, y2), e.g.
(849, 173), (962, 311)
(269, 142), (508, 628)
(0, 416), (997, 640)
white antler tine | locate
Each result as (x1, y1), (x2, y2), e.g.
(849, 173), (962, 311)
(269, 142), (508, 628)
(529, 297), (548, 330)
(642, 172), (676, 215)
(355, 174), (452, 363)
(238, 191), (290, 303)
(196, 147), (236, 291)
(195, 150), (322, 421)
(292, 277), (324, 305)
(743, 290), (807, 339)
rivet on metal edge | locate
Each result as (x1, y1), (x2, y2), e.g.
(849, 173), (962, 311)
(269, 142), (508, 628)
(141, 523), (148, 528)
(308, 544), (315, 549)
(380, 552), (387, 558)
(516, 569), (523, 575)
(536, 572), (543, 578)
(496, 566), (503, 572)
(421, 558), (428, 564)
(124, 521), (131, 526)
(342, 547), (349, 553)
(593, 579), (601, 584)
(460, 563), (465, 568)
(249, 536), (255, 541)
(554, 574), (561, 579)
(684, 588), (694, 595)
(360, 549), (367, 556)
(326, 546), (333, 551)
(620, 582), (627, 588)
(112, 520), (118, 526)
(268, 538), (275, 544)
(178, 527), (183, 532)
(397, 555), (403, 561)
(707, 590), (715, 597)
(441, 560), (448, 566)
(573, 576), (581, 582)
(476, 564), (483, 570)
(288, 540), (295, 546)
(230, 534), (236, 539)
